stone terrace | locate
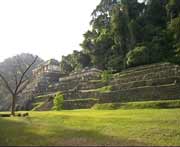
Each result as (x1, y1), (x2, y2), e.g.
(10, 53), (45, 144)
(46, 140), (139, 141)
(30, 63), (180, 110)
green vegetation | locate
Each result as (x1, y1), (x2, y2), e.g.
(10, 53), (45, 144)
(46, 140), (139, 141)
(81, 86), (112, 93)
(92, 103), (120, 110)
(59, 0), (180, 74)
(126, 46), (150, 67)
(101, 71), (112, 82)
(35, 94), (55, 99)
(96, 85), (112, 93)
(32, 102), (45, 111)
(89, 79), (103, 83)
(92, 100), (180, 110)
(36, 95), (47, 99)
(52, 92), (64, 111)
(65, 98), (98, 102)
(0, 109), (180, 146)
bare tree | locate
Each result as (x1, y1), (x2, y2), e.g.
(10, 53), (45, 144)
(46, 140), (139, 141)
(0, 56), (38, 116)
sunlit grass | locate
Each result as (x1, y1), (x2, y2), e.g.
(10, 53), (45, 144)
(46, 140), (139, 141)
(0, 109), (180, 146)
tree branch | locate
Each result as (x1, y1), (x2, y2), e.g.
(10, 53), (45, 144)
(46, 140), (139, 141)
(16, 80), (30, 95)
(13, 72), (18, 87)
(15, 56), (38, 94)
(0, 72), (14, 95)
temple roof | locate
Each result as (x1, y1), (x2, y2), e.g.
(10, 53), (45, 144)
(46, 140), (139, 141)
(33, 59), (59, 72)
(44, 59), (59, 66)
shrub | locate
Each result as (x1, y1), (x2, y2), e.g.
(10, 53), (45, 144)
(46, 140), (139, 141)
(101, 71), (112, 82)
(126, 46), (149, 67)
(53, 92), (64, 111)
(32, 102), (45, 111)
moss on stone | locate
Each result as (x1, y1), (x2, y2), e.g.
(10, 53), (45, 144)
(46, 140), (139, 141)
(65, 98), (98, 102)
(32, 102), (45, 111)
(81, 86), (112, 93)
(92, 99), (180, 110)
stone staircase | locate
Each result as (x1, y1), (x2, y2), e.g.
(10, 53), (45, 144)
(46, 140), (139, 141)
(30, 62), (180, 110)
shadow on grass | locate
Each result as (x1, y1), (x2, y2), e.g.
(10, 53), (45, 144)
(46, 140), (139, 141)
(50, 127), (148, 146)
(0, 117), (147, 146)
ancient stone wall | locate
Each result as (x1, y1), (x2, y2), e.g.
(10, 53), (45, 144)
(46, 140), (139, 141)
(60, 63), (180, 109)
(23, 62), (180, 110)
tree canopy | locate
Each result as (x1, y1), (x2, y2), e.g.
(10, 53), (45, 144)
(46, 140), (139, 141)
(60, 0), (180, 74)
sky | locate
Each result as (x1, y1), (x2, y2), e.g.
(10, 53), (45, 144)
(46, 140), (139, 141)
(0, 0), (101, 62)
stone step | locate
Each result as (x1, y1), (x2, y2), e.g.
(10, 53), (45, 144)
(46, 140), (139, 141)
(63, 98), (98, 110)
(35, 76), (180, 101)
(115, 62), (176, 76)
(59, 75), (101, 83)
(33, 93), (56, 103)
(63, 76), (179, 95)
(62, 83), (180, 109)
(113, 63), (178, 78)
(111, 76), (180, 91)
(99, 84), (180, 103)
(77, 81), (107, 90)
(47, 80), (106, 92)
(63, 91), (97, 100)
(111, 67), (179, 84)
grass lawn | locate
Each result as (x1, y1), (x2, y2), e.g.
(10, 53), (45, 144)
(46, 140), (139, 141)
(0, 109), (180, 146)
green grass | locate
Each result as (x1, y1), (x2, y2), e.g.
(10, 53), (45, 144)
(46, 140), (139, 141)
(65, 98), (98, 102)
(32, 102), (45, 111)
(92, 100), (180, 110)
(0, 109), (180, 146)
(89, 79), (103, 83)
(96, 85), (112, 93)
(81, 85), (112, 93)
(35, 93), (55, 99)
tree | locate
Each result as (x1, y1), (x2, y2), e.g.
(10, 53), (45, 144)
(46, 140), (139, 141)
(79, 0), (179, 72)
(166, 0), (180, 21)
(60, 51), (91, 74)
(168, 17), (180, 63)
(0, 56), (38, 116)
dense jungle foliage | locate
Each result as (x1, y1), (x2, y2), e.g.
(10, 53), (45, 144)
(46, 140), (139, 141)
(60, 0), (180, 73)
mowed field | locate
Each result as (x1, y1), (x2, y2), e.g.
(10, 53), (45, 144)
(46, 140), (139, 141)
(0, 109), (180, 146)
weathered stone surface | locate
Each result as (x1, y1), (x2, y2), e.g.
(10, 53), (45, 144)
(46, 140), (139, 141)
(18, 62), (180, 110)
(63, 99), (99, 110)
(99, 84), (180, 103)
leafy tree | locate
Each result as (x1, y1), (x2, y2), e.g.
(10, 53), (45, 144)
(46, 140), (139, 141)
(60, 56), (74, 74)
(60, 51), (91, 74)
(168, 17), (180, 63)
(79, 0), (180, 72)
(166, 0), (180, 21)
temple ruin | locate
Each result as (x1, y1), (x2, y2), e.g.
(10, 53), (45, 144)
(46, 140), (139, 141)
(14, 62), (180, 111)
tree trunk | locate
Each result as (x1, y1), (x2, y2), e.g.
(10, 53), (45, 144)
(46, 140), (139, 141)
(11, 94), (16, 116)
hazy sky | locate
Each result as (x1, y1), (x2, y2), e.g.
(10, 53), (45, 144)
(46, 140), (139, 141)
(0, 0), (101, 62)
